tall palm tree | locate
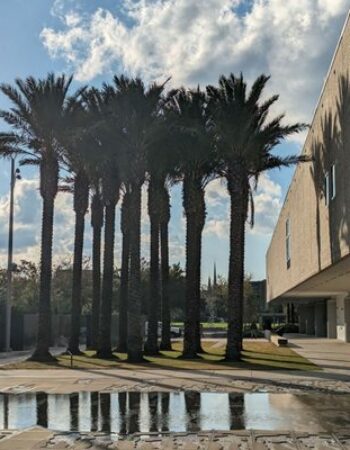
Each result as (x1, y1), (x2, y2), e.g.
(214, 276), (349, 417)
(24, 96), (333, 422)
(0, 74), (74, 361)
(81, 88), (105, 350)
(144, 115), (176, 355)
(207, 73), (307, 360)
(112, 76), (166, 362)
(169, 87), (216, 358)
(59, 100), (91, 355)
(92, 86), (121, 359)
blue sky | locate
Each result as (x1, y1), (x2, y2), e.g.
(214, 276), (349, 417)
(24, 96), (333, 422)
(0, 0), (349, 282)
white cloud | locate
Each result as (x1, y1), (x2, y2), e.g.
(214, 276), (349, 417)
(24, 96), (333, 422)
(41, 0), (349, 137)
(204, 173), (282, 238)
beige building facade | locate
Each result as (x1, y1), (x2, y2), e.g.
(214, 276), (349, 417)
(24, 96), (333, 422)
(266, 11), (350, 341)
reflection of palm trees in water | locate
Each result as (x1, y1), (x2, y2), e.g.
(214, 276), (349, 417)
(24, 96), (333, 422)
(100, 393), (111, 433)
(69, 393), (79, 431)
(36, 393), (48, 428)
(185, 391), (200, 432)
(148, 392), (158, 432)
(3, 395), (8, 430)
(161, 392), (170, 432)
(90, 392), (98, 432)
(118, 392), (127, 434)
(229, 393), (244, 430)
(128, 392), (140, 434)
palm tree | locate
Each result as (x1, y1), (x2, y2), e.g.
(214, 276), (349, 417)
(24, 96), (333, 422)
(81, 88), (105, 350)
(93, 86), (121, 359)
(169, 87), (216, 358)
(144, 115), (176, 355)
(112, 76), (166, 362)
(207, 73), (307, 360)
(0, 74), (74, 361)
(59, 100), (90, 355)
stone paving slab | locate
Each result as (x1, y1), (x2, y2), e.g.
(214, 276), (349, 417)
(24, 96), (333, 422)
(2, 430), (350, 450)
(0, 373), (349, 395)
(0, 428), (53, 449)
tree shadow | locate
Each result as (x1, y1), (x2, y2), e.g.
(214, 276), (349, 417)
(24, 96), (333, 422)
(310, 72), (350, 268)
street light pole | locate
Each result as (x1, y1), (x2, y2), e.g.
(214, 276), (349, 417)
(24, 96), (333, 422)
(5, 157), (16, 352)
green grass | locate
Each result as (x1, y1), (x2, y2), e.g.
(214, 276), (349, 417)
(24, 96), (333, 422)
(2, 340), (317, 371)
(172, 322), (228, 330)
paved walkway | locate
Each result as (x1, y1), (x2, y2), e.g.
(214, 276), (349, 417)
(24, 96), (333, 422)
(0, 338), (349, 394)
(0, 365), (348, 395)
(1, 428), (350, 449)
(286, 335), (350, 377)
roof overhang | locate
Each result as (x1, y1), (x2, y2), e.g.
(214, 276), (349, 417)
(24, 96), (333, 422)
(270, 254), (350, 303)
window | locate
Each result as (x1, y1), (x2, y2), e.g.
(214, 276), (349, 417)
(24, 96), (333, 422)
(330, 164), (336, 200)
(324, 172), (329, 206)
(324, 164), (336, 205)
(286, 218), (291, 269)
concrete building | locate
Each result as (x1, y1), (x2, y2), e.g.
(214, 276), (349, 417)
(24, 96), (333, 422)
(266, 12), (350, 342)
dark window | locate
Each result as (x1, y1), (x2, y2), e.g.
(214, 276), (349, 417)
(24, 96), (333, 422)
(286, 218), (291, 269)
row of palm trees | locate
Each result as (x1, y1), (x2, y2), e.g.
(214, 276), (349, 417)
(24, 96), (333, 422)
(0, 72), (306, 362)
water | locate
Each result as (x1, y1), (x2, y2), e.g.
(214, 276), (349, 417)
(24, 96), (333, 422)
(0, 392), (349, 433)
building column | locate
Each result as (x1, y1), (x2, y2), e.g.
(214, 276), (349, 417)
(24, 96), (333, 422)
(315, 301), (327, 337)
(336, 294), (350, 342)
(327, 299), (336, 338)
(298, 305), (307, 334)
(305, 304), (315, 335)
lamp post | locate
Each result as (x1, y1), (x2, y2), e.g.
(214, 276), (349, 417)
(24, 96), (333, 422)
(5, 157), (20, 352)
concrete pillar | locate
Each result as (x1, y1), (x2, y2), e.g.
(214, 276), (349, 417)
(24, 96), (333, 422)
(336, 294), (350, 342)
(315, 301), (327, 337)
(298, 305), (307, 334)
(327, 299), (337, 338)
(305, 304), (315, 335)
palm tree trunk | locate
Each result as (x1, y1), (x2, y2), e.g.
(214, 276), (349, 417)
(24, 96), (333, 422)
(194, 190), (205, 354)
(127, 184), (144, 362)
(97, 202), (116, 358)
(67, 211), (85, 354)
(159, 183), (171, 350)
(160, 220), (171, 350)
(225, 173), (248, 361)
(30, 159), (58, 362)
(116, 193), (130, 353)
(145, 179), (160, 355)
(31, 197), (55, 361)
(182, 179), (199, 359)
(194, 225), (203, 353)
(68, 173), (89, 355)
(90, 192), (103, 350)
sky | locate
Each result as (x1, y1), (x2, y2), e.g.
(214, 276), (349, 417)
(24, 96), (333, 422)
(0, 0), (349, 283)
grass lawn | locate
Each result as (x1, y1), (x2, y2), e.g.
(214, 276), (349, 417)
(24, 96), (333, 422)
(2, 340), (317, 371)
(172, 322), (228, 329)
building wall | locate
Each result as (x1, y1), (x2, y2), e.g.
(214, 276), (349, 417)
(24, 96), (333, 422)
(267, 12), (350, 302)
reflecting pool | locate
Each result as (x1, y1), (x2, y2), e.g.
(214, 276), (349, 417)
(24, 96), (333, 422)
(0, 392), (349, 433)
